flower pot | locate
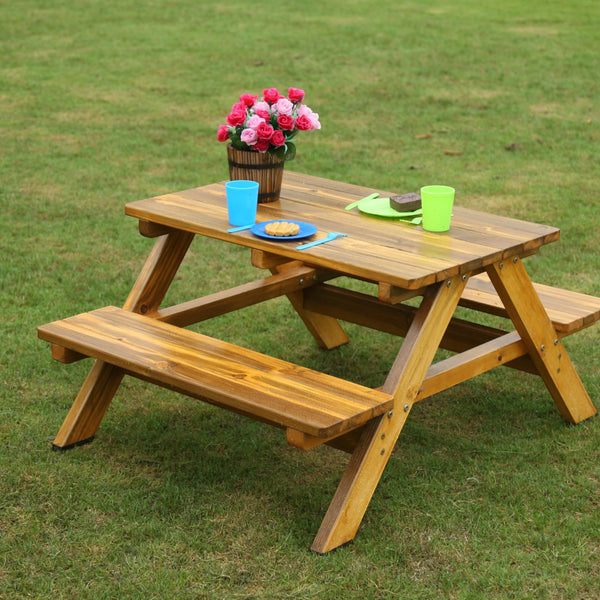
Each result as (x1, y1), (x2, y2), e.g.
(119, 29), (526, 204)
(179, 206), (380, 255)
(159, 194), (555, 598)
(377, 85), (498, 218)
(227, 144), (284, 203)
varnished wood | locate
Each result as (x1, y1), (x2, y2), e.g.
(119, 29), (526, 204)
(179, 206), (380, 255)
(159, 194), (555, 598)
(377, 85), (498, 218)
(378, 282), (427, 304)
(269, 262), (350, 350)
(38, 307), (393, 439)
(152, 265), (327, 327)
(125, 172), (561, 290)
(460, 273), (600, 333)
(138, 220), (173, 238)
(486, 259), (597, 423)
(40, 171), (599, 552)
(51, 344), (86, 364)
(52, 360), (124, 449)
(310, 275), (468, 553)
(418, 331), (527, 400)
(50, 229), (196, 448)
(124, 229), (195, 315)
(286, 428), (343, 450)
(251, 249), (298, 269)
(303, 284), (539, 373)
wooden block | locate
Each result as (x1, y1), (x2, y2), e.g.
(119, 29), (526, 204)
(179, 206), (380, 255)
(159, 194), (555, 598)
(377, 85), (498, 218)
(251, 249), (297, 269)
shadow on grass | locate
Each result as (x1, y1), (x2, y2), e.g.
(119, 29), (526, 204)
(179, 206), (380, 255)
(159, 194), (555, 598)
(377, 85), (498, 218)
(52, 365), (585, 552)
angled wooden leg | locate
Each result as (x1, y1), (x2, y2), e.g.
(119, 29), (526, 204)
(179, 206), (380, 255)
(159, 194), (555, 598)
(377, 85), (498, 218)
(270, 263), (349, 350)
(53, 361), (124, 449)
(310, 274), (468, 553)
(52, 229), (195, 449)
(123, 229), (195, 314)
(486, 258), (597, 424)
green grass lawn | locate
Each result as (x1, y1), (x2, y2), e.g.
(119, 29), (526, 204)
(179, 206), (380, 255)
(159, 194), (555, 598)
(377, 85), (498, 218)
(1, 0), (599, 598)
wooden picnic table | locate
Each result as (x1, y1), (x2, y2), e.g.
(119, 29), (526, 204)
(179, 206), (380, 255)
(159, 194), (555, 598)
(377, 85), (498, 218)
(38, 171), (600, 553)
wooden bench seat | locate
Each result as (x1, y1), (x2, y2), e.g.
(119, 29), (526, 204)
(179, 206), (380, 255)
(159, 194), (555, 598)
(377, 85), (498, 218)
(460, 274), (600, 334)
(37, 306), (393, 444)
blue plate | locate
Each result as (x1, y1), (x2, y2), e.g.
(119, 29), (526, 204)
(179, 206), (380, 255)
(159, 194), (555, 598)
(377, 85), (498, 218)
(251, 220), (317, 241)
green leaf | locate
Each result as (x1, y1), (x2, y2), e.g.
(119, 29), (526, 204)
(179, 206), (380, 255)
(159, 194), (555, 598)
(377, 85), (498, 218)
(284, 141), (296, 161)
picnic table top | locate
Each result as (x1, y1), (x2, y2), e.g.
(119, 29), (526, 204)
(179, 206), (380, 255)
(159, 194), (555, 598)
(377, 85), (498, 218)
(125, 171), (560, 290)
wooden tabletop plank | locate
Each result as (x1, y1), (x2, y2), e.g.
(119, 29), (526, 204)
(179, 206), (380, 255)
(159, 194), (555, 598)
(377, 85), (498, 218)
(125, 172), (560, 289)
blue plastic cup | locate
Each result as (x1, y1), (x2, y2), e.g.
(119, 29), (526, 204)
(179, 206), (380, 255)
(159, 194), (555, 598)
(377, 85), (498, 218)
(225, 180), (259, 226)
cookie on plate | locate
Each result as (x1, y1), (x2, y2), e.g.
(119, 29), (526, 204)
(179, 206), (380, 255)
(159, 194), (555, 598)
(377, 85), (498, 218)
(264, 221), (301, 237)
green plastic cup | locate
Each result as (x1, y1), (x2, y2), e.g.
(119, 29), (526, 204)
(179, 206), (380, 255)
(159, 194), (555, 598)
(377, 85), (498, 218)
(420, 185), (455, 232)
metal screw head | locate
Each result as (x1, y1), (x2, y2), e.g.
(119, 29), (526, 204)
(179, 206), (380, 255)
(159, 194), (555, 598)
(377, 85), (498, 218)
(541, 344), (545, 351)
(499, 262), (504, 269)
(513, 256), (519, 263)
(404, 404), (410, 412)
(387, 411), (393, 419)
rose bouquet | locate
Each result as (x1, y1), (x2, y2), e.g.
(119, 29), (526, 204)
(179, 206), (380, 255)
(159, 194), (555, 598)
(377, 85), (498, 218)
(217, 87), (320, 161)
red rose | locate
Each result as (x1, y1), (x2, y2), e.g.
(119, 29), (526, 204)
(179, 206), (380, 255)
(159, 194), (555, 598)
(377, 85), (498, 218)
(271, 130), (286, 146)
(226, 103), (247, 126)
(217, 125), (230, 142)
(239, 93), (258, 107)
(254, 138), (270, 152)
(262, 88), (281, 104)
(277, 114), (294, 131)
(254, 109), (271, 120)
(256, 121), (274, 140)
(294, 114), (312, 131)
(288, 87), (305, 103)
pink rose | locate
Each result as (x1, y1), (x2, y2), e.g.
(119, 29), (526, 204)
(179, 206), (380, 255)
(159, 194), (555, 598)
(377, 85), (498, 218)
(275, 98), (293, 115)
(262, 88), (281, 104)
(240, 128), (258, 145)
(277, 114), (294, 131)
(294, 114), (312, 131)
(246, 115), (264, 129)
(297, 105), (320, 130)
(271, 130), (286, 146)
(253, 101), (271, 120)
(308, 112), (321, 130)
(288, 87), (305, 103)
(217, 125), (231, 142)
(254, 138), (270, 152)
(239, 93), (258, 107)
(256, 122), (274, 140)
(254, 101), (270, 113)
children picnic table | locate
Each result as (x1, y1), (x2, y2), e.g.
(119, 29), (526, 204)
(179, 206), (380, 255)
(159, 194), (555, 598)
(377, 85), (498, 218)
(38, 171), (600, 553)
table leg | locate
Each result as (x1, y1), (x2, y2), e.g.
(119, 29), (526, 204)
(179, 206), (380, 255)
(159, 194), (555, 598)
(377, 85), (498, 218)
(270, 263), (349, 350)
(52, 230), (195, 449)
(310, 274), (468, 553)
(486, 257), (597, 424)
(123, 229), (195, 314)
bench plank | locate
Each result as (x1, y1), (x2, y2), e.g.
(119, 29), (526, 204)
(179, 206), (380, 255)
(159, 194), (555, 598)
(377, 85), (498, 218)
(459, 273), (600, 333)
(38, 307), (392, 440)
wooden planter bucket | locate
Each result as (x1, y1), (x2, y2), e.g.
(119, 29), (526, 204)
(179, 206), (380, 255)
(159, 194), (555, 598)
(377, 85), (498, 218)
(227, 144), (284, 203)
